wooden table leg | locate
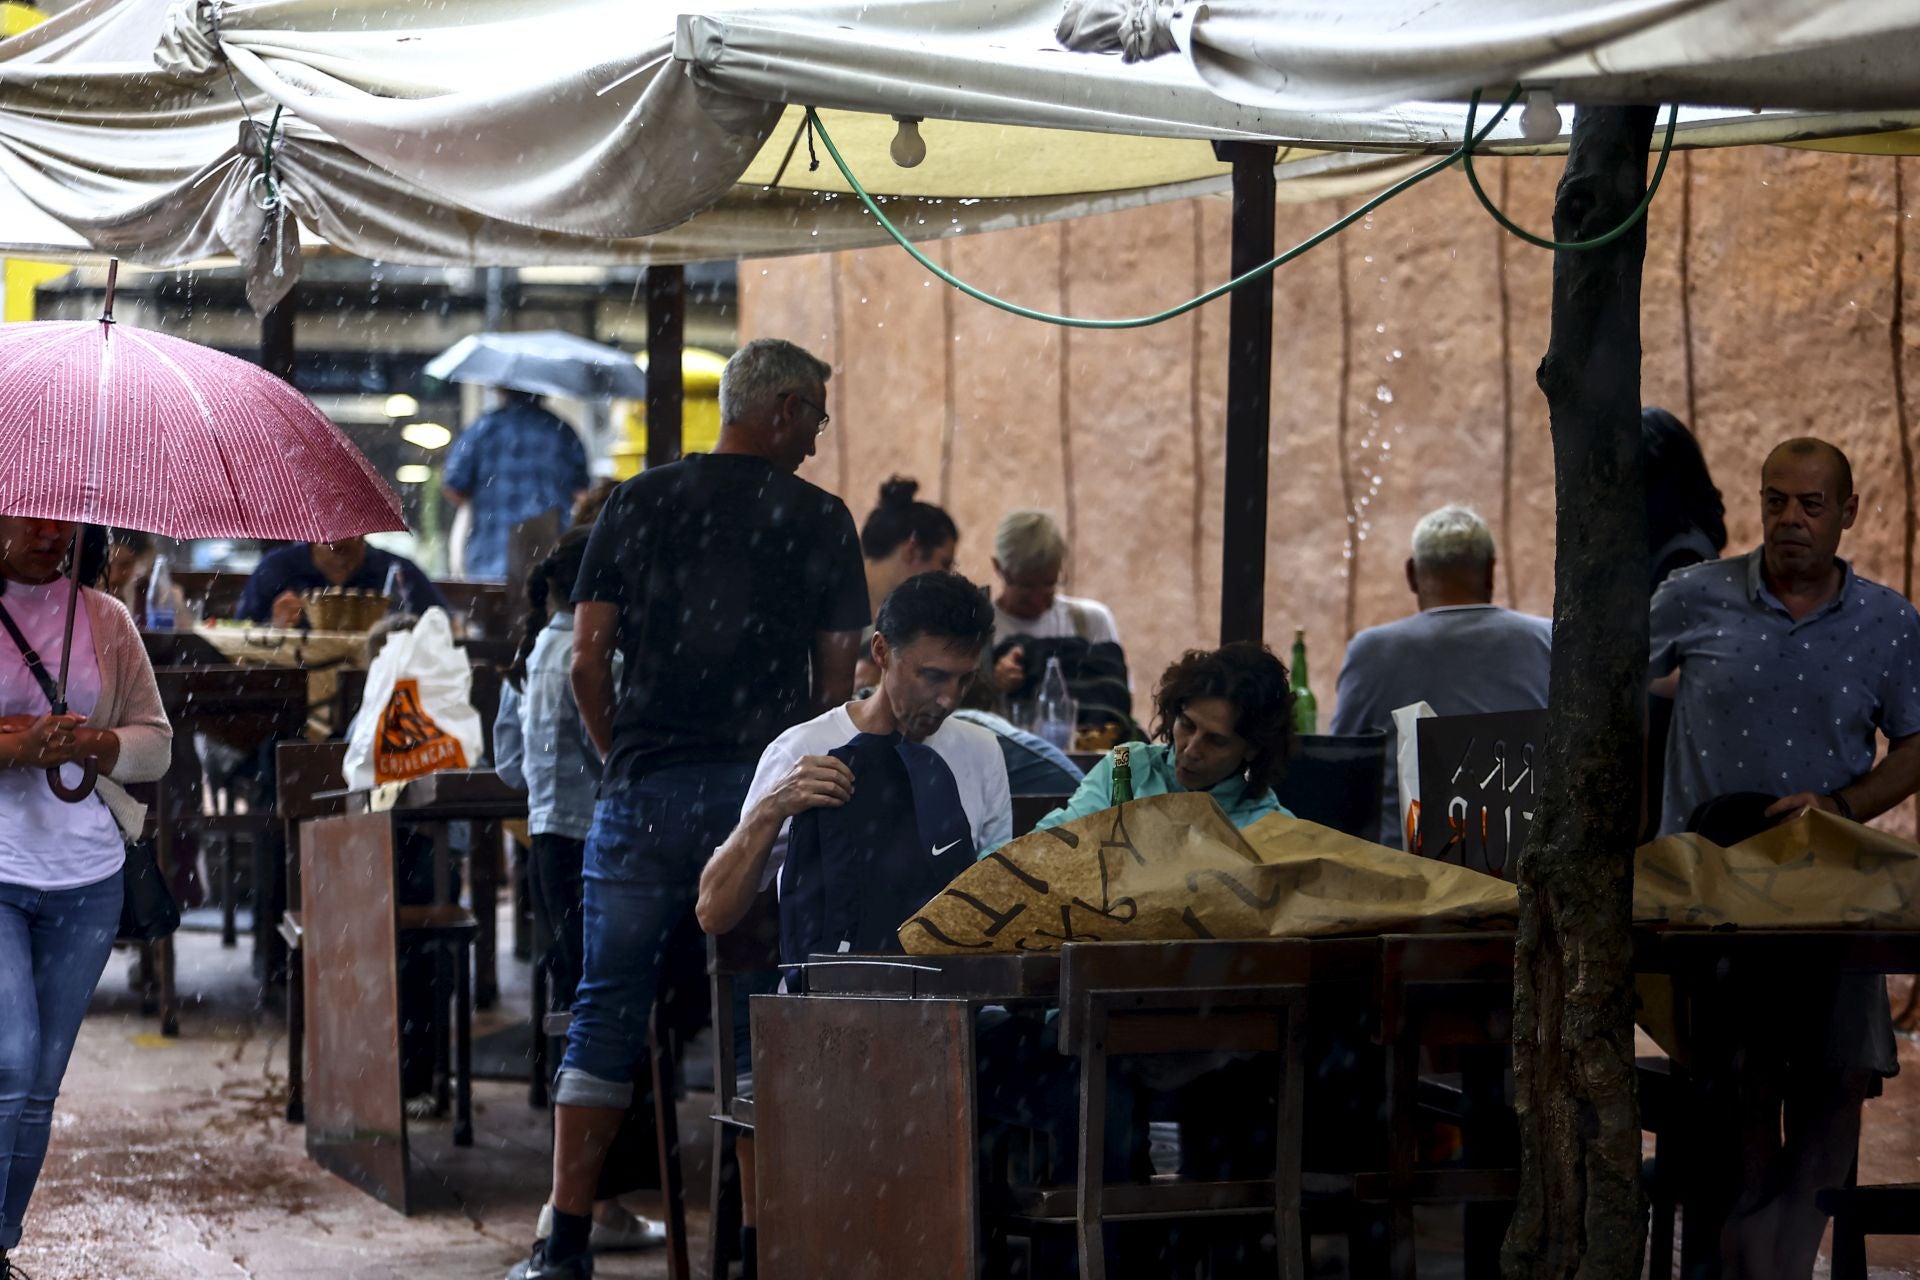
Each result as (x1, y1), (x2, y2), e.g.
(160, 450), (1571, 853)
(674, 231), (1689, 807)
(454, 937), (473, 1147)
(472, 821), (500, 1011)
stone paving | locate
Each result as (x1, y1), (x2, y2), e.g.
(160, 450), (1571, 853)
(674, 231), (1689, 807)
(8, 929), (1919, 1278)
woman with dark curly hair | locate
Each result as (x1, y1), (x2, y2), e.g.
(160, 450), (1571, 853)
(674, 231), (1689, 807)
(1030, 641), (1295, 835)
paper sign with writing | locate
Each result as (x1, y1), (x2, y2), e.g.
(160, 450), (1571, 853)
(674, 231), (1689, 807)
(899, 792), (1517, 955)
(1413, 709), (1548, 880)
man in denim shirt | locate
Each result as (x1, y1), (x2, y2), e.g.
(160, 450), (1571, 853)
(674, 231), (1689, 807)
(1650, 437), (1920, 1278)
(444, 390), (589, 581)
(508, 340), (867, 1280)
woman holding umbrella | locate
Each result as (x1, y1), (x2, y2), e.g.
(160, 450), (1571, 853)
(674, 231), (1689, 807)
(0, 514), (170, 1271)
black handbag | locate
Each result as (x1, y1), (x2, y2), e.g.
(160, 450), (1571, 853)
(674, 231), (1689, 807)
(0, 599), (179, 940)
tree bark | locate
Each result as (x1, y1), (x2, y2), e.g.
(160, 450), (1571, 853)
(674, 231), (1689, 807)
(1503, 103), (1658, 1280)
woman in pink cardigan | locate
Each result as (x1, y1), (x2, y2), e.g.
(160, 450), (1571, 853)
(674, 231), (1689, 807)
(0, 516), (170, 1272)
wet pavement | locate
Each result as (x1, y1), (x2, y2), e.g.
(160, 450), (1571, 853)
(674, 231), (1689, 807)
(10, 931), (1919, 1278)
(11, 926), (702, 1280)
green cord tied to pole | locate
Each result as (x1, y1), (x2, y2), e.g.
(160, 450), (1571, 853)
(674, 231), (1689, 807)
(251, 103), (285, 213)
(802, 87), (1680, 331)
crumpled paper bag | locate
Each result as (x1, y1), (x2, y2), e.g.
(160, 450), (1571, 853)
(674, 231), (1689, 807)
(898, 792), (1518, 955)
(1633, 806), (1920, 927)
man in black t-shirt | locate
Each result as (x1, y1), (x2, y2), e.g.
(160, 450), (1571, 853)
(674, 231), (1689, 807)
(509, 339), (867, 1280)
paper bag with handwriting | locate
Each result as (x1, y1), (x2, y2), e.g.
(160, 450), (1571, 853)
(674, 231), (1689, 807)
(1633, 807), (1920, 927)
(899, 792), (1517, 954)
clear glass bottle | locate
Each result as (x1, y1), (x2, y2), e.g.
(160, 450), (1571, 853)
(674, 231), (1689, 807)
(1035, 655), (1076, 751)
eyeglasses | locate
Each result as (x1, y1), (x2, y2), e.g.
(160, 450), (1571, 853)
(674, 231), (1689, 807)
(788, 393), (831, 434)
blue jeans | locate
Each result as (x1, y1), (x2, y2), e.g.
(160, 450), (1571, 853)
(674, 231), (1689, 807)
(0, 871), (122, 1250)
(555, 765), (752, 1109)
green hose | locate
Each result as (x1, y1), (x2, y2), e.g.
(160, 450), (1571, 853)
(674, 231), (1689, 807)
(803, 85), (1677, 330)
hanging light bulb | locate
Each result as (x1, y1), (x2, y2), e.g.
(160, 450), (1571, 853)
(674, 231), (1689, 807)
(890, 116), (927, 169)
(1520, 89), (1563, 145)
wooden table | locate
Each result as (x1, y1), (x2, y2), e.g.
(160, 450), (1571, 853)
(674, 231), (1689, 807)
(755, 938), (1386, 1280)
(1633, 928), (1920, 1274)
(756, 928), (1920, 1279)
(299, 770), (527, 1211)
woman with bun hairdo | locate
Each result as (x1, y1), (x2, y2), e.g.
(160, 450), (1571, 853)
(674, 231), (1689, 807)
(856, 478), (959, 688)
(860, 477), (958, 608)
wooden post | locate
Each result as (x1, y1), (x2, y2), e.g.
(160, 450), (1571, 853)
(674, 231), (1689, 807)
(646, 265), (686, 469)
(1213, 142), (1277, 646)
(261, 287), (297, 384)
(1504, 104), (1658, 1280)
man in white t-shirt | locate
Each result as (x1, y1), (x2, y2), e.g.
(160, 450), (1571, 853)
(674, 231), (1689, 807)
(988, 508), (1123, 694)
(694, 570), (1008, 1280)
(696, 568), (1011, 936)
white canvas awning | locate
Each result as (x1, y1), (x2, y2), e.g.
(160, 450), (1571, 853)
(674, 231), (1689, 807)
(3, 0), (1917, 309)
(1053, 0), (1920, 116)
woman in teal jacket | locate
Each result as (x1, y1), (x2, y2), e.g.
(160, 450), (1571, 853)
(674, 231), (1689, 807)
(1029, 640), (1296, 838)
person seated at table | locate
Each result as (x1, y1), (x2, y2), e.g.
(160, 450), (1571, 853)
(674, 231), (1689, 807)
(854, 476), (958, 689)
(1019, 641), (1295, 843)
(989, 508), (1125, 686)
(1329, 503), (1552, 847)
(232, 536), (447, 629)
(696, 570), (1011, 1278)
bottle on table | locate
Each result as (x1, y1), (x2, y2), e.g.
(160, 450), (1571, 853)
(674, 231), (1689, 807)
(145, 555), (177, 631)
(1111, 743), (1134, 806)
(1289, 627), (1318, 735)
(1036, 655), (1077, 751)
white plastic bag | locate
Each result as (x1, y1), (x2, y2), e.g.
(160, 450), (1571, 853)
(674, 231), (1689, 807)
(1391, 700), (1436, 851)
(343, 607), (484, 790)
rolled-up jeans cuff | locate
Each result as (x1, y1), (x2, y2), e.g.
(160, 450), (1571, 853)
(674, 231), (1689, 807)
(553, 1066), (634, 1110)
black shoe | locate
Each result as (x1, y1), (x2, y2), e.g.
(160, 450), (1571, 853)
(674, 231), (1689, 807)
(506, 1240), (591, 1280)
(1, 1258), (36, 1280)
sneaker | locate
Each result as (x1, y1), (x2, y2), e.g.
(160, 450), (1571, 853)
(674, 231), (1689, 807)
(506, 1240), (590, 1280)
(535, 1202), (667, 1252)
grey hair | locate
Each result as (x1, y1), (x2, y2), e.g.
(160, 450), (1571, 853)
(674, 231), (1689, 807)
(718, 338), (832, 424)
(994, 509), (1068, 578)
(1410, 504), (1496, 574)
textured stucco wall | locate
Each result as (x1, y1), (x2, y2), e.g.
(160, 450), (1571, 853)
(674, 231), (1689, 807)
(741, 148), (1918, 819)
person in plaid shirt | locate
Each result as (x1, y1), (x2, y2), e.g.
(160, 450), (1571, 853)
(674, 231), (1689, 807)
(443, 389), (590, 580)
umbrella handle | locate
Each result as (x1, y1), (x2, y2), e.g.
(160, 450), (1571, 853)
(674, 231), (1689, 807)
(48, 760), (99, 804)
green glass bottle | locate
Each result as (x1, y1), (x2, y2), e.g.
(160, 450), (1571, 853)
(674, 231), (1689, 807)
(1111, 743), (1134, 806)
(1289, 628), (1318, 735)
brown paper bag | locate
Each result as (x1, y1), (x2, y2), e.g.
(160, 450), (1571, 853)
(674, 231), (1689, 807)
(1633, 806), (1920, 928)
(899, 792), (1517, 955)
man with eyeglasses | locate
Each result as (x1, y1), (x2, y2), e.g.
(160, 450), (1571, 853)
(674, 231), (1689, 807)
(509, 338), (868, 1280)
(1650, 436), (1920, 1278)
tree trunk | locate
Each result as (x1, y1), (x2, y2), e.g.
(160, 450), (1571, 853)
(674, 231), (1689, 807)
(1503, 103), (1658, 1280)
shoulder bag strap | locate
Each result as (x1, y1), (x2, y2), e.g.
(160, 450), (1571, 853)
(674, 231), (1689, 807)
(0, 600), (61, 709)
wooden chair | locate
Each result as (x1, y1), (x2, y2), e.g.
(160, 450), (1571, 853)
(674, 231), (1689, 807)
(1366, 933), (1520, 1280)
(705, 890), (781, 1280)
(1012, 939), (1314, 1280)
(1275, 733), (1388, 840)
(1819, 1171), (1920, 1279)
(1010, 793), (1070, 839)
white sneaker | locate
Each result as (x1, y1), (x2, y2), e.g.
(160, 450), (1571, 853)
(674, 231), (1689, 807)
(534, 1202), (668, 1253)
